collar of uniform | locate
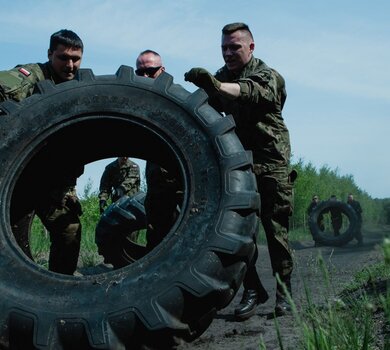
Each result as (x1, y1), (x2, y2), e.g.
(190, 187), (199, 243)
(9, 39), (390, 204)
(217, 56), (268, 81)
(41, 61), (64, 84)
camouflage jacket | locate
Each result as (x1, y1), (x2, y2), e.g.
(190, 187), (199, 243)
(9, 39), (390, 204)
(210, 56), (290, 173)
(0, 62), (56, 102)
(0, 61), (84, 201)
(98, 159), (141, 202)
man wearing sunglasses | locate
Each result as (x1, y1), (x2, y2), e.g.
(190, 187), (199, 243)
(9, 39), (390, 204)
(0, 29), (85, 276)
(135, 50), (182, 252)
(135, 50), (164, 78)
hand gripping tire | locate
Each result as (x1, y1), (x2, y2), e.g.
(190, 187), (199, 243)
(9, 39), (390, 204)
(0, 66), (259, 349)
(309, 200), (358, 246)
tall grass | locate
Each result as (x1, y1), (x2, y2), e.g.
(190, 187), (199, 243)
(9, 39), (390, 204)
(272, 248), (388, 349)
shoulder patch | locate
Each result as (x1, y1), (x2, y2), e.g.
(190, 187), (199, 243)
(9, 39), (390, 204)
(18, 67), (31, 77)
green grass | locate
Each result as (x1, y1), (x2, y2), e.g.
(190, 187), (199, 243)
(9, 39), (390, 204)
(270, 253), (380, 350)
(277, 239), (390, 350)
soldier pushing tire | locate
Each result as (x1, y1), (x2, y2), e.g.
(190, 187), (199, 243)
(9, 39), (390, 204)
(309, 199), (358, 247)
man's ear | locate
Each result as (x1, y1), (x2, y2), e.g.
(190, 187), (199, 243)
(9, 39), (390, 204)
(249, 42), (255, 53)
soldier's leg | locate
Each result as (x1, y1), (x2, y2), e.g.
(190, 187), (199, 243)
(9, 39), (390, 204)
(48, 221), (81, 275)
(36, 196), (82, 275)
(259, 173), (294, 316)
(333, 218), (342, 236)
(355, 220), (363, 245)
(235, 235), (269, 320)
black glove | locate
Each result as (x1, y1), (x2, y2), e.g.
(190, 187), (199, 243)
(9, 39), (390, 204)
(99, 200), (107, 214)
(184, 68), (221, 95)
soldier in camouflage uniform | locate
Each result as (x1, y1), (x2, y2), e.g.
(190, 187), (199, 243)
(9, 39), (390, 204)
(185, 22), (295, 319)
(0, 29), (84, 275)
(98, 157), (141, 213)
(347, 193), (363, 245)
(307, 195), (325, 231)
(135, 50), (183, 252)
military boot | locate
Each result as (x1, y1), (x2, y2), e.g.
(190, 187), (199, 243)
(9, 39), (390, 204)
(234, 287), (269, 321)
(274, 275), (292, 317)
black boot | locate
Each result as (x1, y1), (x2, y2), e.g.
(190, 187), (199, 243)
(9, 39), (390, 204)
(234, 288), (269, 321)
(274, 275), (292, 317)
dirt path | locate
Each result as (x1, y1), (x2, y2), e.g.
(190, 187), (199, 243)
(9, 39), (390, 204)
(177, 226), (390, 350)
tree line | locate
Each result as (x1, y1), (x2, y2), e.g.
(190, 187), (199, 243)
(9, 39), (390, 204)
(290, 159), (387, 230)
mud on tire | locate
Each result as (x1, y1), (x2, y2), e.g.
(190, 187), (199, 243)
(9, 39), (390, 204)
(0, 67), (259, 349)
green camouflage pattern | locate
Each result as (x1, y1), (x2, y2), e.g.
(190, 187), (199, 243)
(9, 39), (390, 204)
(35, 186), (82, 275)
(98, 158), (141, 202)
(0, 63), (46, 102)
(210, 56), (294, 278)
(213, 57), (290, 171)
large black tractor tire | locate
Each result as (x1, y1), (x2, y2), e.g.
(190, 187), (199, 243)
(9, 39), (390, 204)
(95, 191), (148, 268)
(309, 200), (358, 246)
(0, 66), (259, 349)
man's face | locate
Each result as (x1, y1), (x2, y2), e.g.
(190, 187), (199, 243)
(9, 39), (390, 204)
(221, 30), (254, 73)
(136, 53), (164, 78)
(48, 44), (83, 82)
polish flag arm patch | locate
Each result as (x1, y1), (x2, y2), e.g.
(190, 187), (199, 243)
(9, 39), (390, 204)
(18, 67), (31, 77)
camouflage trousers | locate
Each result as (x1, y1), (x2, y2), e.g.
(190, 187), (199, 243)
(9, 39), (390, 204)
(243, 165), (294, 291)
(36, 187), (82, 275)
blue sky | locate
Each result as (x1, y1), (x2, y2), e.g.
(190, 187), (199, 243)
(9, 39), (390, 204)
(1, 0), (389, 199)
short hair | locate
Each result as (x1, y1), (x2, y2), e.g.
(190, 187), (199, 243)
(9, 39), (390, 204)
(222, 22), (253, 39)
(138, 49), (161, 58)
(49, 29), (84, 52)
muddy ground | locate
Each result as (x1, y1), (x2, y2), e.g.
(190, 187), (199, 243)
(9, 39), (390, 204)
(176, 226), (390, 350)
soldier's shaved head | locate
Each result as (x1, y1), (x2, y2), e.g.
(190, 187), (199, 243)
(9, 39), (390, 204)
(222, 22), (253, 41)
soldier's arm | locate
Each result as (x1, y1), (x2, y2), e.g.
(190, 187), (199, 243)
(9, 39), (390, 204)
(0, 64), (45, 102)
(236, 69), (285, 109)
(218, 82), (240, 99)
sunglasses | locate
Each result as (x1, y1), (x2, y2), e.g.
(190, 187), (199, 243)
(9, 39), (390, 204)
(135, 66), (161, 77)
